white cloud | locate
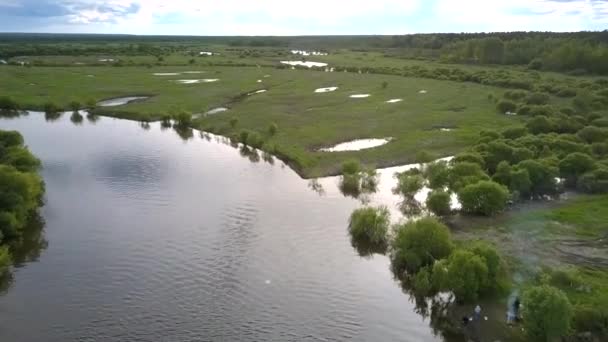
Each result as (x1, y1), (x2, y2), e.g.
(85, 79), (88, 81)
(431, 0), (608, 32)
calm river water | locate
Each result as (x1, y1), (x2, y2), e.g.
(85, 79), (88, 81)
(0, 112), (454, 342)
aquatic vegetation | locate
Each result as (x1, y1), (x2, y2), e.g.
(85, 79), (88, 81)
(0, 96), (19, 111)
(348, 206), (390, 246)
(391, 217), (454, 275)
(425, 190), (451, 217)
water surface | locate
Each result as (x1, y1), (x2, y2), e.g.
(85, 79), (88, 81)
(0, 113), (453, 342)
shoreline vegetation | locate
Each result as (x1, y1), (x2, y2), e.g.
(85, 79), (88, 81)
(1, 32), (608, 341)
(0, 128), (45, 275)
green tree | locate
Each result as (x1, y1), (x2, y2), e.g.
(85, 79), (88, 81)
(458, 180), (510, 216)
(509, 167), (533, 198)
(0, 96), (19, 111)
(394, 173), (425, 198)
(424, 160), (450, 189)
(522, 285), (573, 342)
(527, 116), (555, 134)
(558, 152), (595, 184)
(268, 123), (278, 136)
(496, 100), (517, 113)
(426, 190), (451, 216)
(342, 159), (361, 175)
(391, 217), (454, 274)
(175, 111), (192, 128)
(229, 118), (238, 129)
(445, 249), (489, 302)
(0, 246), (10, 271)
(467, 241), (504, 289)
(492, 161), (511, 186)
(578, 126), (608, 144)
(448, 162), (489, 191)
(348, 206), (390, 245)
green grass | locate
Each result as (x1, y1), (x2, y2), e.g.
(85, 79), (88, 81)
(0, 64), (524, 177)
(548, 195), (608, 238)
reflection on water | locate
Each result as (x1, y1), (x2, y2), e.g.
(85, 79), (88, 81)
(0, 214), (47, 295)
(0, 112), (465, 342)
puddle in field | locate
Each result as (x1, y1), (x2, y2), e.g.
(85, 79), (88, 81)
(206, 107), (229, 115)
(153, 73), (180, 76)
(318, 138), (392, 152)
(291, 50), (328, 56)
(174, 79), (219, 84)
(419, 90), (428, 94)
(97, 96), (149, 107)
(248, 89), (267, 96)
(280, 61), (328, 68)
(350, 94), (370, 98)
(315, 87), (338, 93)
(386, 99), (402, 103)
(182, 71), (205, 74)
(98, 58), (115, 62)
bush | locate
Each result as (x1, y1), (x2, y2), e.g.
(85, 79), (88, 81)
(412, 267), (433, 297)
(526, 115), (555, 134)
(426, 190), (451, 216)
(444, 250), (489, 302)
(558, 152), (595, 183)
(175, 111), (192, 128)
(525, 92), (550, 105)
(394, 173), (425, 198)
(522, 285), (573, 342)
(415, 150), (435, 163)
(528, 58), (543, 70)
(467, 241), (504, 288)
(246, 131), (264, 149)
(0, 96), (19, 111)
(348, 206), (390, 245)
(424, 161), (450, 189)
(391, 217), (454, 274)
(503, 90), (528, 101)
(342, 159), (361, 175)
(496, 100), (517, 113)
(448, 162), (489, 191)
(43, 102), (61, 114)
(578, 126), (608, 143)
(458, 180), (509, 216)
(572, 305), (608, 337)
(268, 123), (278, 136)
(69, 101), (81, 112)
(0, 246), (10, 271)
(229, 118), (238, 129)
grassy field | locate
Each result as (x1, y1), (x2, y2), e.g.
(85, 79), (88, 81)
(0, 64), (523, 177)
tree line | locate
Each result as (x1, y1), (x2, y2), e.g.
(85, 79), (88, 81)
(0, 129), (44, 273)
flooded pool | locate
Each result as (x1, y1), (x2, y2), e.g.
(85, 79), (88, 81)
(315, 87), (338, 93)
(280, 61), (328, 68)
(97, 96), (149, 107)
(319, 138), (391, 152)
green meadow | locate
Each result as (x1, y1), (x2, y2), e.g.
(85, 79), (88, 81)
(0, 64), (523, 177)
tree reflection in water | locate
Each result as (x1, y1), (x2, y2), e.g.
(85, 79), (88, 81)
(0, 213), (48, 295)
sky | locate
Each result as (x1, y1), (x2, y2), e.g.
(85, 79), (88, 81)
(0, 0), (607, 35)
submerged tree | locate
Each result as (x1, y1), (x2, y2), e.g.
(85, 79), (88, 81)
(348, 206), (390, 254)
(458, 180), (509, 216)
(391, 217), (454, 275)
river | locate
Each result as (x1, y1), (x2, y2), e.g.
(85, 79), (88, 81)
(0, 112), (454, 342)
